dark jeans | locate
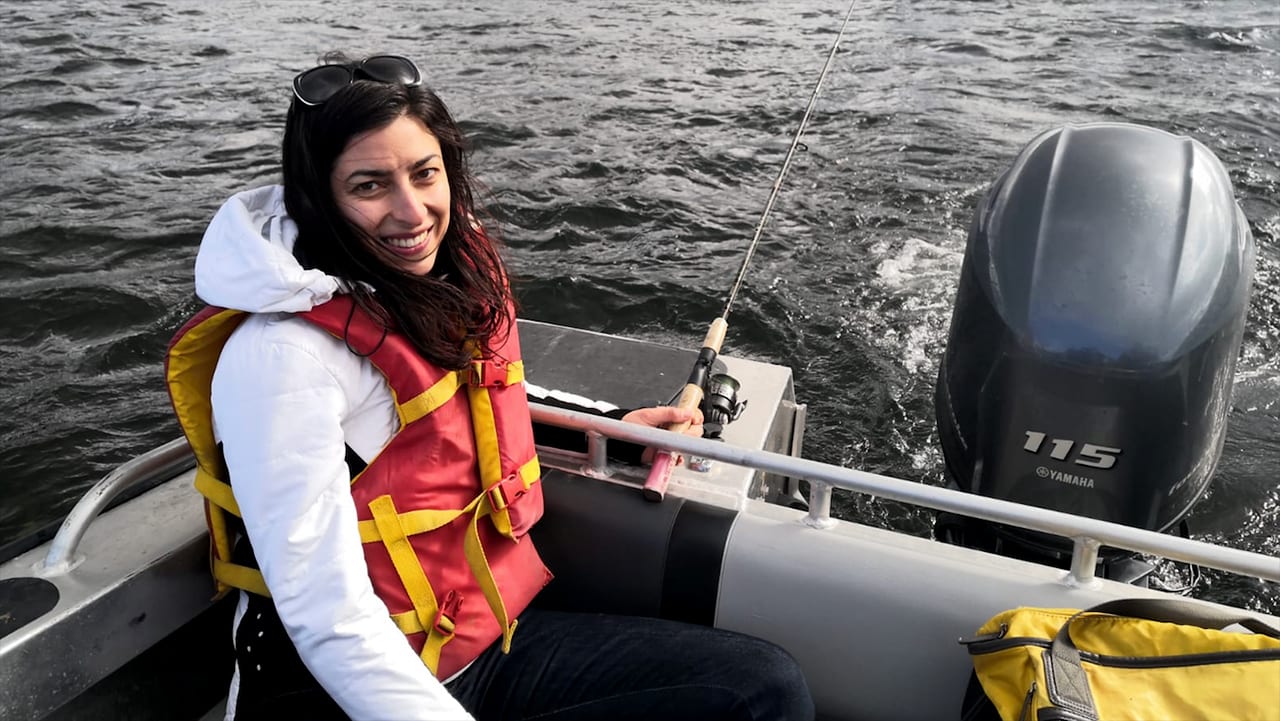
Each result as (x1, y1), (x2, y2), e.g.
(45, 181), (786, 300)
(447, 609), (815, 721)
(232, 597), (814, 721)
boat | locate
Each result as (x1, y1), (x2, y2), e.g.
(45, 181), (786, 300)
(2, 123), (1277, 721)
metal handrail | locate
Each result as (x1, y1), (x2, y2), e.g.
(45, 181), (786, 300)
(36, 407), (1278, 586)
(37, 437), (195, 574)
(529, 404), (1280, 585)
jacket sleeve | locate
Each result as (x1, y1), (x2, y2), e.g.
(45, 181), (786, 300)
(211, 322), (473, 721)
(525, 382), (647, 465)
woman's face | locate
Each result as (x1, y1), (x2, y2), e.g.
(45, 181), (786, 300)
(330, 114), (451, 276)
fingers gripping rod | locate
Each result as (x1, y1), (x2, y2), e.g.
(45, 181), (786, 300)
(642, 0), (857, 502)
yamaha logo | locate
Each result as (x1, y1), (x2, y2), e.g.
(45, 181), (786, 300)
(1036, 465), (1095, 488)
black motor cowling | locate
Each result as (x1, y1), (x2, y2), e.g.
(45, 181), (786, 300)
(934, 123), (1255, 572)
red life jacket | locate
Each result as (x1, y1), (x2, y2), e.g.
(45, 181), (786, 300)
(165, 297), (551, 679)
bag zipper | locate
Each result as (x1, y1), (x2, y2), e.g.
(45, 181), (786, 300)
(962, 634), (1280, 668)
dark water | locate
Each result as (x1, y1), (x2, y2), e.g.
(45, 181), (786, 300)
(2, 1), (1277, 611)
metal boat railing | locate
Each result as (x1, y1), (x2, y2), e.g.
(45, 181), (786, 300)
(529, 405), (1280, 586)
(37, 408), (1278, 587)
(36, 437), (195, 574)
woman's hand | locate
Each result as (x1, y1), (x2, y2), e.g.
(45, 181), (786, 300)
(620, 406), (704, 463)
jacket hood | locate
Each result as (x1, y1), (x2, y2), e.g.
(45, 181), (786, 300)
(194, 185), (342, 313)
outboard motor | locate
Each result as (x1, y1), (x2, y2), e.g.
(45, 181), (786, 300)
(934, 123), (1256, 582)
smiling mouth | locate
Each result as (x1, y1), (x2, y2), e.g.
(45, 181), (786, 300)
(382, 229), (434, 256)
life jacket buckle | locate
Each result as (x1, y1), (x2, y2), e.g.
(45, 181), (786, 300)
(469, 358), (510, 387)
(486, 473), (527, 511)
(433, 589), (462, 637)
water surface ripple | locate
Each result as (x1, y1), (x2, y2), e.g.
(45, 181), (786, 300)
(1, 0), (1277, 611)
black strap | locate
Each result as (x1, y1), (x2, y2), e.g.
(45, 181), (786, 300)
(344, 443), (367, 477)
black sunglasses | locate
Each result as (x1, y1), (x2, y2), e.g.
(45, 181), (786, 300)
(292, 55), (422, 107)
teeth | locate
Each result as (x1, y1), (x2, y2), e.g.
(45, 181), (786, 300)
(385, 231), (428, 249)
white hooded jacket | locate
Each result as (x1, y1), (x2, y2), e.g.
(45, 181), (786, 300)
(199, 185), (475, 721)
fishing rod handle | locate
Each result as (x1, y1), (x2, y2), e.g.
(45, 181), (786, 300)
(642, 452), (677, 502)
(669, 382), (705, 429)
(642, 318), (727, 502)
(641, 382), (704, 502)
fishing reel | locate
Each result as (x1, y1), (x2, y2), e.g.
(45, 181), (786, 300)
(661, 371), (746, 439)
(700, 373), (746, 439)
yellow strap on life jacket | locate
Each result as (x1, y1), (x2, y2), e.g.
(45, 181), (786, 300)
(195, 467), (241, 516)
(369, 495), (454, 675)
(389, 355), (523, 428)
(194, 467), (270, 597)
(465, 359), (536, 540)
(354, 458), (541, 543)
(464, 494), (517, 653)
(389, 609), (427, 634)
(358, 507), (464, 543)
(397, 370), (467, 426)
(469, 385), (504, 486)
(213, 559), (271, 597)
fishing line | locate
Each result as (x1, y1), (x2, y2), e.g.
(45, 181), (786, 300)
(721, 0), (858, 320)
(643, 0), (858, 501)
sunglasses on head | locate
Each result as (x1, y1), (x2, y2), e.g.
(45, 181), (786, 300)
(292, 55), (422, 107)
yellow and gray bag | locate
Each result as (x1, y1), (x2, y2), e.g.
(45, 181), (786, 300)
(960, 598), (1280, 721)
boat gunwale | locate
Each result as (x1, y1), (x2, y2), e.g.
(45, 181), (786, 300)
(527, 404), (1280, 586)
(25, 403), (1278, 589)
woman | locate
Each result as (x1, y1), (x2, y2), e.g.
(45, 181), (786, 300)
(166, 53), (814, 721)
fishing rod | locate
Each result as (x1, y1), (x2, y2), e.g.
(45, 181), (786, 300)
(643, 0), (859, 502)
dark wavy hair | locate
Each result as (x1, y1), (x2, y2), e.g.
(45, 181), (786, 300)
(282, 56), (511, 369)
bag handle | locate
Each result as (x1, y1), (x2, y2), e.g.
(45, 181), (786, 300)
(1072, 598), (1280, 637)
(1044, 599), (1280, 721)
